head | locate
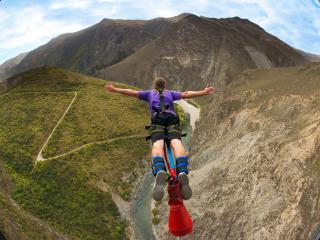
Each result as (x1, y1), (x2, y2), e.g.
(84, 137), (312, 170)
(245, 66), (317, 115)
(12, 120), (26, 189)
(153, 77), (166, 91)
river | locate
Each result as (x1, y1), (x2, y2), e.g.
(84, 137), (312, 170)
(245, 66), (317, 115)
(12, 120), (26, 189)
(132, 100), (200, 240)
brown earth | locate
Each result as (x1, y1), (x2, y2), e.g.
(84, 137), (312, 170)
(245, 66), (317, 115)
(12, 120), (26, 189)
(97, 14), (308, 90)
(153, 63), (320, 240)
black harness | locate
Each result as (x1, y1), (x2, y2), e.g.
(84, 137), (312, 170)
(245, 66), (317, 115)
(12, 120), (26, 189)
(152, 89), (169, 116)
(145, 89), (184, 141)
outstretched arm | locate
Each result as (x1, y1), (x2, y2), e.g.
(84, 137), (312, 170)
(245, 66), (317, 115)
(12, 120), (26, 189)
(181, 87), (215, 99)
(104, 83), (139, 97)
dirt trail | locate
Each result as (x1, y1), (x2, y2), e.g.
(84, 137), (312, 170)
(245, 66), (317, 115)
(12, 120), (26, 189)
(36, 92), (77, 163)
(35, 91), (144, 164)
(38, 134), (144, 162)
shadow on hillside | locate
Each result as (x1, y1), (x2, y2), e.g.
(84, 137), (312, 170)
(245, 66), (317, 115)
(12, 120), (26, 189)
(0, 231), (7, 240)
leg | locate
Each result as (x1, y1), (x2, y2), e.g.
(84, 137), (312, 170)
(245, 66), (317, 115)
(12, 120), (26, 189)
(152, 139), (164, 158)
(170, 139), (189, 175)
(170, 139), (188, 173)
(151, 139), (167, 201)
(170, 139), (192, 200)
(151, 139), (166, 175)
(170, 139), (187, 158)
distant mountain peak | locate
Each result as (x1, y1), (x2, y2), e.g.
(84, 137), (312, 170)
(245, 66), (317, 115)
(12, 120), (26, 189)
(1, 13), (310, 87)
(167, 12), (197, 21)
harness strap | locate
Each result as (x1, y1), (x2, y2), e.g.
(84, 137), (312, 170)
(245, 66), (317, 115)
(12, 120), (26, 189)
(152, 89), (170, 114)
(146, 124), (182, 142)
(176, 156), (189, 174)
(167, 124), (181, 132)
(159, 89), (166, 113)
(150, 124), (165, 132)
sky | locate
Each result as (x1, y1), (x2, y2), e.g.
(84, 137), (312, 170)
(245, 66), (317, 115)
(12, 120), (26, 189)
(0, 0), (319, 64)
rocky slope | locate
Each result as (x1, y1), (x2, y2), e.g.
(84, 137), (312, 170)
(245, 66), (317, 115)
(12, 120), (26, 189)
(97, 14), (308, 90)
(154, 63), (320, 240)
(152, 64), (320, 240)
(0, 53), (28, 82)
(297, 49), (320, 63)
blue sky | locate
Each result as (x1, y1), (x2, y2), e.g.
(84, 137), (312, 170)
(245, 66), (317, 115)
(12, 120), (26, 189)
(0, 0), (319, 64)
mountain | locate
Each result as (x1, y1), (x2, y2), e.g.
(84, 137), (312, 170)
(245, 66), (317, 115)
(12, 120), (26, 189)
(153, 62), (320, 240)
(1, 13), (320, 240)
(296, 49), (320, 62)
(0, 67), (150, 239)
(96, 14), (308, 90)
(1, 14), (310, 91)
(1, 15), (185, 81)
(0, 52), (28, 82)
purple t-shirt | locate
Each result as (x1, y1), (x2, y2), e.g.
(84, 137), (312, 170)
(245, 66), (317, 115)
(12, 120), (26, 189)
(138, 89), (182, 117)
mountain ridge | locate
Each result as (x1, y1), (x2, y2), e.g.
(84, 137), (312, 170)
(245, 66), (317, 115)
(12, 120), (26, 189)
(97, 14), (307, 90)
(1, 15), (177, 81)
(1, 13), (320, 240)
(0, 13), (311, 89)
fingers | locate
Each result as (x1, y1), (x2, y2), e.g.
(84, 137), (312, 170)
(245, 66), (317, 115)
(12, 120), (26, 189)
(204, 86), (215, 94)
(104, 83), (114, 92)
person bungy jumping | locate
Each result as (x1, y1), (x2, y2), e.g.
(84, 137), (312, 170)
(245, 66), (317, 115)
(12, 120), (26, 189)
(105, 78), (215, 201)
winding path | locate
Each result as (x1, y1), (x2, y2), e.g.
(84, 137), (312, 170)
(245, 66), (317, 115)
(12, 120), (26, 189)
(36, 92), (78, 163)
(34, 94), (201, 165)
(35, 91), (144, 164)
(38, 134), (144, 162)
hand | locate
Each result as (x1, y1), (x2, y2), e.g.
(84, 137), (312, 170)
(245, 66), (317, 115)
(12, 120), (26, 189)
(105, 83), (115, 92)
(203, 86), (215, 95)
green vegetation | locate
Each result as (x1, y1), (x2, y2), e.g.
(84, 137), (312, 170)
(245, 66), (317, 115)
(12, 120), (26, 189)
(152, 216), (160, 225)
(175, 104), (186, 127)
(228, 64), (320, 103)
(0, 67), (150, 239)
(41, 79), (148, 158)
(151, 205), (161, 225)
(0, 194), (56, 240)
(0, 92), (73, 175)
(151, 203), (161, 225)
(0, 83), (5, 93)
(151, 208), (159, 216)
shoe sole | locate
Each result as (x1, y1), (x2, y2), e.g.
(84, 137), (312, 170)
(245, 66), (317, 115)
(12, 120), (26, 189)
(152, 171), (167, 201)
(178, 172), (192, 200)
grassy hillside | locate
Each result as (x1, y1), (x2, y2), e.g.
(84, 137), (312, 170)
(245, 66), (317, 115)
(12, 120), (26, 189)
(228, 63), (320, 98)
(0, 67), (150, 239)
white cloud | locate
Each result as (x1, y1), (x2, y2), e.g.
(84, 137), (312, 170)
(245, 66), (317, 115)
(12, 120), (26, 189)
(97, 0), (131, 2)
(90, 4), (121, 18)
(0, 5), (87, 51)
(50, 0), (94, 10)
(1, 0), (320, 64)
(127, 0), (179, 18)
(0, 9), (9, 21)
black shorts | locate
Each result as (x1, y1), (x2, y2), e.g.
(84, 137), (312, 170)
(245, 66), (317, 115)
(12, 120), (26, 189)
(150, 112), (181, 144)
